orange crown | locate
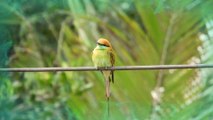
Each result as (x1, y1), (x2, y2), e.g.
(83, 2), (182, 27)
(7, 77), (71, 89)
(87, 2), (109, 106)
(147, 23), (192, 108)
(97, 38), (112, 47)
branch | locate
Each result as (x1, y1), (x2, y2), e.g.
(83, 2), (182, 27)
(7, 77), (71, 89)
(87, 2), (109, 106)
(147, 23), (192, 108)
(0, 64), (212, 72)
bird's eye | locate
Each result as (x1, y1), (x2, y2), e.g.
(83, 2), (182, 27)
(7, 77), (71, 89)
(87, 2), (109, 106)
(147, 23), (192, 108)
(97, 42), (109, 47)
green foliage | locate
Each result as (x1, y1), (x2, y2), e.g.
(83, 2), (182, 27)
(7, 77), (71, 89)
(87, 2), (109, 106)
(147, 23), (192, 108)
(193, 20), (213, 119)
(0, 0), (213, 119)
(0, 26), (13, 119)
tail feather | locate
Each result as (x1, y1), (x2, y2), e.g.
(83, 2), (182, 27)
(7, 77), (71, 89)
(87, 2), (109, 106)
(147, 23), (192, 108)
(106, 78), (110, 99)
(103, 71), (111, 99)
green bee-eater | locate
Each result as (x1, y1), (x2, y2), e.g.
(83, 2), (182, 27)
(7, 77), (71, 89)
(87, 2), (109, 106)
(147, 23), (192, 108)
(92, 38), (115, 100)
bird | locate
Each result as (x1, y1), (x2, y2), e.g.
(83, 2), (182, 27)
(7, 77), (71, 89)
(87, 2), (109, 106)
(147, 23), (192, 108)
(92, 38), (115, 100)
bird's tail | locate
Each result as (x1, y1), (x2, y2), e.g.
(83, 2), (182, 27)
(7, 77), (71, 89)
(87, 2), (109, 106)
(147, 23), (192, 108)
(106, 78), (110, 100)
(103, 71), (111, 100)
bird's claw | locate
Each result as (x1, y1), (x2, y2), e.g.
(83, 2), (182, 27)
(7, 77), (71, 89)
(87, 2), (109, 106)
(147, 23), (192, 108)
(96, 66), (109, 70)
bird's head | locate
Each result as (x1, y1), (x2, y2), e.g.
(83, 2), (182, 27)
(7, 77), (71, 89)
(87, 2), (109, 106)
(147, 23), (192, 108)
(96, 38), (112, 49)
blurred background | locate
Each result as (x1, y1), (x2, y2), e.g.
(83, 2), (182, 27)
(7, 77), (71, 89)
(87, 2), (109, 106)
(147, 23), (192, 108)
(0, 0), (213, 119)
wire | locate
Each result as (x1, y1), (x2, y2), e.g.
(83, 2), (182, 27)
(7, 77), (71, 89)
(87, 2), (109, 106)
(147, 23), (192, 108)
(0, 64), (213, 72)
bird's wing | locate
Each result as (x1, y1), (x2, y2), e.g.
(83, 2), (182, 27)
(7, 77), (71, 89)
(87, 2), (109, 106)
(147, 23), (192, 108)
(109, 49), (115, 66)
(109, 49), (115, 83)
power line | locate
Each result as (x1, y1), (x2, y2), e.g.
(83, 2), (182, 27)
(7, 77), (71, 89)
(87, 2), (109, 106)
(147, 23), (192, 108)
(0, 64), (213, 72)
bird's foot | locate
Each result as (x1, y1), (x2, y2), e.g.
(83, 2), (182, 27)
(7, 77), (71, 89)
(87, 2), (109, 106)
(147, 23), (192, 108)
(96, 66), (109, 70)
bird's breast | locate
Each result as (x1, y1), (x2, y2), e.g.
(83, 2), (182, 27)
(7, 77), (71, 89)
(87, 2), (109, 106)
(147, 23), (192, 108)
(92, 49), (111, 67)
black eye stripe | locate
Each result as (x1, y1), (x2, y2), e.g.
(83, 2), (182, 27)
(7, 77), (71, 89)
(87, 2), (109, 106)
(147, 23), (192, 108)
(97, 42), (109, 47)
